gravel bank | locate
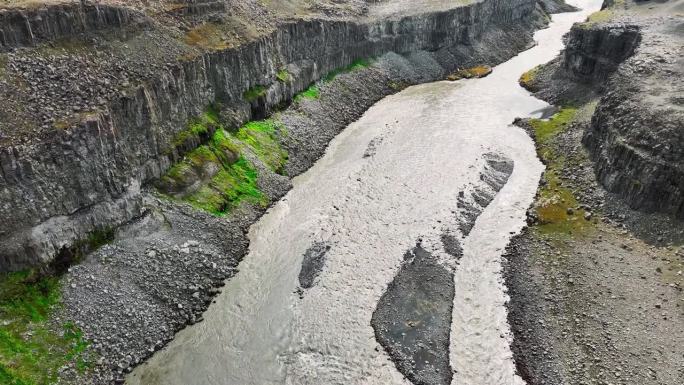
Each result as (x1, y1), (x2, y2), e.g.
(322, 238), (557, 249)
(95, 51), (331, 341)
(504, 103), (684, 385)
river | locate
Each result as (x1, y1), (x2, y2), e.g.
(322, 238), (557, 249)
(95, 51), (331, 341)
(128, 1), (602, 384)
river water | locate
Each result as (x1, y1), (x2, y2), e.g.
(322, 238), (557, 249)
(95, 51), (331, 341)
(128, 1), (601, 384)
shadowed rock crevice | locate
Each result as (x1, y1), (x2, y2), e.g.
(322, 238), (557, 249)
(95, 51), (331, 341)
(371, 245), (455, 385)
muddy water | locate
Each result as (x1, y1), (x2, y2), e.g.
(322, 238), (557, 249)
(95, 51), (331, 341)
(128, 1), (601, 384)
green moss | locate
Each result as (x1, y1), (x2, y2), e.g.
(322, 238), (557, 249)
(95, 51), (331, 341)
(161, 105), (291, 215)
(294, 85), (320, 102)
(446, 65), (492, 81)
(324, 58), (373, 82)
(529, 107), (578, 145)
(184, 156), (267, 215)
(0, 272), (92, 385)
(579, 0), (625, 28)
(388, 81), (408, 91)
(236, 120), (288, 173)
(292, 58), (374, 104)
(276, 69), (291, 83)
(527, 108), (592, 237)
(243, 85), (267, 102)
(172, 106), (219, 147)
(519, 66), (540, 89)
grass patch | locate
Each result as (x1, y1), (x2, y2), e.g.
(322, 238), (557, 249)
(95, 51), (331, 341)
(276, 69), (291, 83)
(160, 106), (289, 215)
(446, 65), (492, 81)
(294, 84), (320, 102)
(0, 271), (92, 385)
(527, 108), (592, 236)
(236, 120), (288, 173)
(243, 85), (267, 102)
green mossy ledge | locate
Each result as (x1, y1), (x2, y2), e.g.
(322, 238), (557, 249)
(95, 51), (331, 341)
(157, 108), (288, 216)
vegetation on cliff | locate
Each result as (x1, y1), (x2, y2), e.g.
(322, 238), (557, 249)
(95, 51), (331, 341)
(159, 108), (288, 216)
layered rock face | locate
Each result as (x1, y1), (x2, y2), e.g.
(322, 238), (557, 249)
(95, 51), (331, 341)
(0, 0), (541, 271)
(523, 0), (683, 219)
(561, 23), (641, 82)
(0, 3), (144, 51)
(584, 53), (684, 218)
(581, 15), (683, 218)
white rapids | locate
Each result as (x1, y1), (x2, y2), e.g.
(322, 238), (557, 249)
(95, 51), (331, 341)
(128, 1), (602, 384)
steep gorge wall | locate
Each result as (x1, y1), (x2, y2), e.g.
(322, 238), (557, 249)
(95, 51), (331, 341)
(584, 64), (684, 218)
(572, 15), (683, 218)
(0, 0), (541, 271)
(560, 22), (641, 82)
(0, 2), (144, 50)
(523, 4), (683, 219)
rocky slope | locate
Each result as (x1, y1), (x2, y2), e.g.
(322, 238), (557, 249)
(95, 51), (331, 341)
(506, 106), (684, 385)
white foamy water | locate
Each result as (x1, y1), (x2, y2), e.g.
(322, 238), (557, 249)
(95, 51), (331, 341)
(128, 1), (602, 384)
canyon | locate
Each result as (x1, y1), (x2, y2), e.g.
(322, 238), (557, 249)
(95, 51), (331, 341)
(0, 0), (682, 384)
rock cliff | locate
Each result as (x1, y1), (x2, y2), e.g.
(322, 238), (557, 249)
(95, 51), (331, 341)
(520, 0), (683, 219)
(0, 0), (543, 271)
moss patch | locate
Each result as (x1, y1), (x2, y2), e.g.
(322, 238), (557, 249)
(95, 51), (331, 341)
(324, 58), (373, 83)
(446, 65), (492, 81)
(293, 57), (374, 104)
(183, 155), (267, 215)
(519, 66), (540, 90)
(236, 120), (288, 174)
(276, 69), (291, 83)
(0, 272), (92, 385)
(243, 85), (267, 102)
(527, 108), (593, 237)
(580, 0), (625, 27)
(160, 107), (288, 215)
(172, 105), (220, 148)
(294, 84), (320, 102)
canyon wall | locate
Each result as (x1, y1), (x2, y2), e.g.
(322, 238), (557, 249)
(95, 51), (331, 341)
(0, 0), (542, 271)
(561, 23), (641, 82)
(0, 3), (144, 50)
(523, 4), (683, 219)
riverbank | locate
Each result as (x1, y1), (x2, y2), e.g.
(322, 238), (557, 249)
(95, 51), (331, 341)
(505, 1), (684, 382)
(505, 105), (684, 385)
(1, 1), (557, 384)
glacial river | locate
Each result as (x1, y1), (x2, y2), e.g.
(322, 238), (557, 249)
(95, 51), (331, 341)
(128, 1), (601, 384)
